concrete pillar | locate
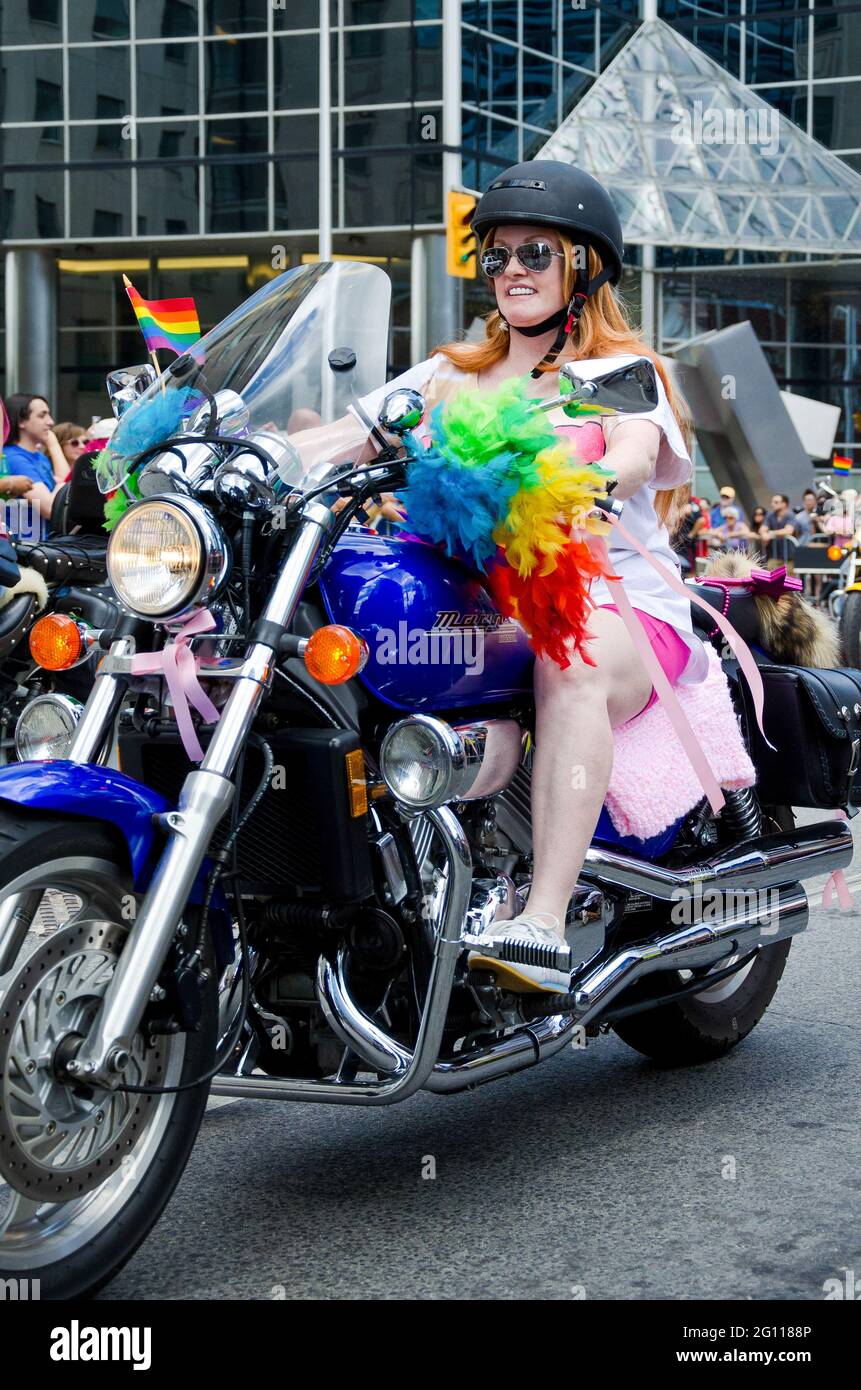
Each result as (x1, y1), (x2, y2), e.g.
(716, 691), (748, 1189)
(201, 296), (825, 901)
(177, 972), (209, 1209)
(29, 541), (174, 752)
(425, 235), (460, 350)
(641, 243), (656, 347)
(5, 249), (57, 405)
(410, 235), (428, 363)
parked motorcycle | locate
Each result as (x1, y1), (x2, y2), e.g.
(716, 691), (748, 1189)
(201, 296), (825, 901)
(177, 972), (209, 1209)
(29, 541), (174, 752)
(0, 262), (854, 1298)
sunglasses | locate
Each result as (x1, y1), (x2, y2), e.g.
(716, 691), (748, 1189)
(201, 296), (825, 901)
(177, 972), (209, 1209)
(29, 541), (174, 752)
(66, 438), (86, 447)
(480, 241), (565, 278)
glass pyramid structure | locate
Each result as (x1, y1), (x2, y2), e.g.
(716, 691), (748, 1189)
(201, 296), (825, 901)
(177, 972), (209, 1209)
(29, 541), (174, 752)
(538, 18), (861, 256)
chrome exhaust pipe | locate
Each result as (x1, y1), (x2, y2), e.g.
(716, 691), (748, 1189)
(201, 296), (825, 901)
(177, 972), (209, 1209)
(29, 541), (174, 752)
(570, 881), (807, 1023)
(315, 884), (809, 1097)
(581, 819), (851, 901)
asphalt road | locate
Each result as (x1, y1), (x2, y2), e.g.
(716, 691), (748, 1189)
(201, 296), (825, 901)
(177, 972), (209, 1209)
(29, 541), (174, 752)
(97, 810), (861, 1302)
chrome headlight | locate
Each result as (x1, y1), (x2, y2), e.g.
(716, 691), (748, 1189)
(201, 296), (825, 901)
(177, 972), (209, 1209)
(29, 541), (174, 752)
(379, 716), (522, 810)
(107, 496), (229, 620)
(15, 694), (83, 762)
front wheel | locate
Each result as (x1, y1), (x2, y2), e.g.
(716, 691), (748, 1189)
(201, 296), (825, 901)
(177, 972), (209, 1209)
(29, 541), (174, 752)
(0, 811), (217, 1299)
(612, 939), (792, 1066)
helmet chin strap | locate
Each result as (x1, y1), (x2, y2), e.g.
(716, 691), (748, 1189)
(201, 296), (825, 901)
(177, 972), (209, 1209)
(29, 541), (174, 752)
(497, 260), (615, 379)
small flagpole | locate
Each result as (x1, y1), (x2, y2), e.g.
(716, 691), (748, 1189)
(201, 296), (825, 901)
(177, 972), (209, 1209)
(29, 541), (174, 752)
(123, 273), (164, 394)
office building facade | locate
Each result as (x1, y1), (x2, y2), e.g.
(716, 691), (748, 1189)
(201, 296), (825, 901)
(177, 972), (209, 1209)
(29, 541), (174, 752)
(1, 0), (859, 459)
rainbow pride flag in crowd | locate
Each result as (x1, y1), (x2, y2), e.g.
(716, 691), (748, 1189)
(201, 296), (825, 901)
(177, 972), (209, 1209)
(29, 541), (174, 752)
(124, 278), (201, 356)
(833, 453), (853, 474)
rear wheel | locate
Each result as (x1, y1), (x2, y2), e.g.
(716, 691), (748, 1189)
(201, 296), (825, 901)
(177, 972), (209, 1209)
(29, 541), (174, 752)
(612, 938), (791, 1066)
(841, 589), (861, 665)
(0, 812), (216, 1299)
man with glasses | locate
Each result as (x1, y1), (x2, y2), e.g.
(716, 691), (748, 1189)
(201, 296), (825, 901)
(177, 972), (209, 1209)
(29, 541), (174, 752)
(710, 485), (746, 527)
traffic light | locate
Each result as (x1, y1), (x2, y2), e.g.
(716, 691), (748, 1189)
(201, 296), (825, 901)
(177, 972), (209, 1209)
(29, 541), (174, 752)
(446, 190), (477, 279)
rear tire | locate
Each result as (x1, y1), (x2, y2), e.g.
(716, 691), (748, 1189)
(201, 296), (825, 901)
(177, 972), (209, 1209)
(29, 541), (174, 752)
(612, 938), (791, 1066)
(841, 589), (861, 666)
(0, 811), (217, 1299)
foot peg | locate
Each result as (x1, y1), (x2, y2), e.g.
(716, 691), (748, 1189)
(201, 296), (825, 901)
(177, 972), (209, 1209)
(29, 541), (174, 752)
(463, 932), (572, 972)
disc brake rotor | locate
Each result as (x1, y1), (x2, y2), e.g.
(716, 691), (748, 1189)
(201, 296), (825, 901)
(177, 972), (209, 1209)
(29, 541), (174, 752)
(0, 921), (166, 1201)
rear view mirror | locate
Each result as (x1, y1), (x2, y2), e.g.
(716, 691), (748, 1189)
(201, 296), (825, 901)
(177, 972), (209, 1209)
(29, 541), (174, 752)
(560, 357), (659, 416)
(378, 388), (425, 436)
(106, 363), (158, 419)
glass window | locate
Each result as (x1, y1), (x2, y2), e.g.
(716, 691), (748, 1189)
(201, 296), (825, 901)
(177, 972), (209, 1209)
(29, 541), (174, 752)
(71, 122), (129, 161)
(0, 47), (63, 122)
(660, 275), (693, 345)
(522, 54), (558, 129)
(342, 147), (441, 226)
(274, 0), (334, 29)
(343, 1), (416, 21)
(1, 0), (61, 44)
(563, 9), (597, 70)
(136, 43), (199, 118)
(137, 159), (200, 237)
(67, 0), (131, 41)
(812, 13), (856, 77)
(468, 0), (517, 42)
(205, 37), (267, 113)
(752, 85), (807, 129)
(462, 33), (517, 118)
(135, 0), (198, 42)
(68, 46), (130, 122)
(273, 113), (319, 230)
(598, 0), (639, 64)
(791, 280), (861, 345)
(343, 24), (441, 104)
(1, 0), (58, 43)
(68, 168), (132, 236)
(523, 0), (558, 56)
(206, 117), (268, 231)
(155, 266), (250, 331)
(273, 34), (323, 109)
(205, 0), (269, 35)
(812, 83), (861, 150)
(745, 18), (807, 86)
(2, 170), (64, 237)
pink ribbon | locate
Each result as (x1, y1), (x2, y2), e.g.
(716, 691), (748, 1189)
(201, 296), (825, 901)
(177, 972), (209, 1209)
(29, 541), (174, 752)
(130, 609), (221, 762)
(822, 810), (854, 909)
(589, 534), (726, 816)
(703, 565), (802, 599)
(610, 515), (775, 754)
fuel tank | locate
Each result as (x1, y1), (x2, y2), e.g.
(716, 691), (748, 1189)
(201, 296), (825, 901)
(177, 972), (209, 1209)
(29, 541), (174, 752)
(318, 529), (534, 711)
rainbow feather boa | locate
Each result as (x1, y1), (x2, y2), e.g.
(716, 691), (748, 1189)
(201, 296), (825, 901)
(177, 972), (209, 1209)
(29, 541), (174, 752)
(402, 377), (616, 668)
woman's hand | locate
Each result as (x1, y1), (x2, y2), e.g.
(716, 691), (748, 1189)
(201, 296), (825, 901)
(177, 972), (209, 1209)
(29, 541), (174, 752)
(0, 474), (36, 498)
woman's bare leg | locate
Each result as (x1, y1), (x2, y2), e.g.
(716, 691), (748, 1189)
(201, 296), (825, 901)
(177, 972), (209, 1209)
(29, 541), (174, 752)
(525, 607), (655, 934)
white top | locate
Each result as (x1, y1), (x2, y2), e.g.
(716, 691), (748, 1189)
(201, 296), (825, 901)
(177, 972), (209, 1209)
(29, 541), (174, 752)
(357, 351), (709, 684)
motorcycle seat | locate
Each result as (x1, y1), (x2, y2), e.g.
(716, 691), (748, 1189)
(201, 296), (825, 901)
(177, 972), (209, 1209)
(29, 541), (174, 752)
(15, 533), (108, 587)
(0, 592), (39, 661)
(688, 581), (764, 651)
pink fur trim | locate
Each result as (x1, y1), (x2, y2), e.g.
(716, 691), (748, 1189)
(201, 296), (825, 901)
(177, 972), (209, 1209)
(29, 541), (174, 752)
(604, 646), (755, 840)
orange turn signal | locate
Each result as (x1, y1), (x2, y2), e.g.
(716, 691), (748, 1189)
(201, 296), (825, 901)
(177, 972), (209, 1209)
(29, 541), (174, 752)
(303, 625), (368, 685)
(827, 545), (845, 561)
(29, 614), (82, 671)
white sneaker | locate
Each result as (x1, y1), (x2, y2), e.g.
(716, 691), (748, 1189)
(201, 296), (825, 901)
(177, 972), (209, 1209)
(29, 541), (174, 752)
(467, 912), (571, 994)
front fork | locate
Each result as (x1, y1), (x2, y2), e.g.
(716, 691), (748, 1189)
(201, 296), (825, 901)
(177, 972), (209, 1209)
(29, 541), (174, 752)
(0, 502), (335, 1086)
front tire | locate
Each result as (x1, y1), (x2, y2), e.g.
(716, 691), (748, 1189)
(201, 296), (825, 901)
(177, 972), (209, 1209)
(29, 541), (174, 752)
(612, 939), (792, 1066)
(0, 811), (217, 1299)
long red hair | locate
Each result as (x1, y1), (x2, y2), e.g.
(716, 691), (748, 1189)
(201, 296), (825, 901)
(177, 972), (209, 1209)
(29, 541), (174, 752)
(431, 233), (692, 530)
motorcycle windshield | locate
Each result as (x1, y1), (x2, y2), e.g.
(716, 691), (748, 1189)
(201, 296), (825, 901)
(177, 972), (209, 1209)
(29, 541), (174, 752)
(95, 260), (392, 494)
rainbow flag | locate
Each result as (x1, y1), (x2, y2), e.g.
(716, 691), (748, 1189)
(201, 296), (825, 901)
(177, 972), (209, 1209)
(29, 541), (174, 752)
(833, 453), (853, 473)
(124, 278), (200, 355)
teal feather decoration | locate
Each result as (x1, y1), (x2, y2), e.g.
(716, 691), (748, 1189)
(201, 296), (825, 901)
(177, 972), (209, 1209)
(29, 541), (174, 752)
(402, 379), (557, 570)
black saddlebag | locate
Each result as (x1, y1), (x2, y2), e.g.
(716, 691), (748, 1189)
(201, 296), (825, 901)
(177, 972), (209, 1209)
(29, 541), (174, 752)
(735, 663), (861, 810)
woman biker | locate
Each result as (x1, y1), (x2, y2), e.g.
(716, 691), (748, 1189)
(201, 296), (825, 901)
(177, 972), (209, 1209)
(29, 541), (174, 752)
(295, 160), (705, 993)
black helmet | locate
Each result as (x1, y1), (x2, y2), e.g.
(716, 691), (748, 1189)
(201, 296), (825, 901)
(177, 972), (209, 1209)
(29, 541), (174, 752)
(471, 159), (625, 377)
(471, 159), (624, 285)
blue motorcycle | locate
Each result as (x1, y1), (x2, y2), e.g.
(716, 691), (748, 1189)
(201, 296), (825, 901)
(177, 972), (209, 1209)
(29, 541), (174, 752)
(0, 262), (853, 1297)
